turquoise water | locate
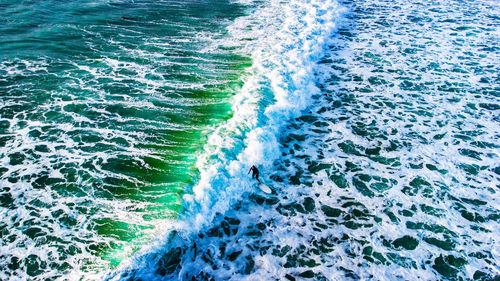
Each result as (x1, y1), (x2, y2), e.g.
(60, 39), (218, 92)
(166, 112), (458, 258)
(1, 0), (499, 280)
(0, 0), (251, 279)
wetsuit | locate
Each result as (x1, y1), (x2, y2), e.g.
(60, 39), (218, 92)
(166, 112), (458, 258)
(248, 165), (260, 183)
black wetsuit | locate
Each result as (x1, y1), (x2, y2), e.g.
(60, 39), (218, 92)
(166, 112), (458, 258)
(248, 166), (260, 183)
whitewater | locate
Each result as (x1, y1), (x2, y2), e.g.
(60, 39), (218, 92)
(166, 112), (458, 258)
(0, 0), (499, 280)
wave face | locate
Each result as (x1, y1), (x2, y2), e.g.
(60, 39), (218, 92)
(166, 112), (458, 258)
(0, 0), (251, 280)
(109, 0), (499, 280)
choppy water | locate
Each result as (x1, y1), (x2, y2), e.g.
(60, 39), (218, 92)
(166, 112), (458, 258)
(0, 0), (250, 279)
(108, 0), (500, 280)
(1, 0), (499, 280)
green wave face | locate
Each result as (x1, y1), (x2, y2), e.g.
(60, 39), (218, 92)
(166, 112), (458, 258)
(0, 0), (251, 278)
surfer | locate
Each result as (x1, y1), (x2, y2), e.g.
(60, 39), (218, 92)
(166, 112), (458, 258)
(248, 165), (261, 183)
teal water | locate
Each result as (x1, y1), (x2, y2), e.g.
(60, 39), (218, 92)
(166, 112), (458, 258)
(1, 0), (499, 280)
(0, 0), (251, 279)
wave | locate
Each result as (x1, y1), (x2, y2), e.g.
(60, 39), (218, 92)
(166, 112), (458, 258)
(105, 0), (346, 278)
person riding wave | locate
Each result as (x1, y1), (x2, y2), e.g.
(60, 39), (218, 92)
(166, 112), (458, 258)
(248, 165), (261, 183)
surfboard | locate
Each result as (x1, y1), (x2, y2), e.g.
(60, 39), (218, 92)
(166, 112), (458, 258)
(259, 183), (272, 194)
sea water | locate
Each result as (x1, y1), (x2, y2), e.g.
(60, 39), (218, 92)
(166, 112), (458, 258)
(1, 0), (499, 280)
(0, 0), (251, 279)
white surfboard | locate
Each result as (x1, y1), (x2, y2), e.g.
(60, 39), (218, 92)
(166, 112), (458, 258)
(259, 183), (272, 194)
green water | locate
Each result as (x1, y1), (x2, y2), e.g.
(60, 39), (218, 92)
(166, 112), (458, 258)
(0, 0), (251, 278)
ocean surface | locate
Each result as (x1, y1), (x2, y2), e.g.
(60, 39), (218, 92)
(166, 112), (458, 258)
(0, 0), (499, 280)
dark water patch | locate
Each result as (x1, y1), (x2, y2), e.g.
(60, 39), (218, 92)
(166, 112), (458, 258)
(392, 235), (419, 250)
(352, 175), (374, 197)
(303, 197), (316, 212)
(479, 103), (500, 110)
(459, 148), (483, 160)
(432, 254), (468, 279)
(424, 237), (455, 251)
(473, 270), (494, 280)
(461, 198), (487, 206)
(321, 205), (342, 217)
